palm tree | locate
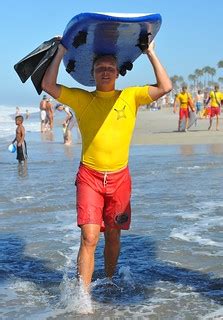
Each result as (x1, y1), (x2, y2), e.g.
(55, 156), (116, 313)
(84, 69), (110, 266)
(218, 77), (223, 89)
(202, 66), (212, 88)
(209, 67), (216, 83)
(194, 68), (203, 88)
(217, 60), (223, 69)
(188, 74), (196, 90)
(208, 80), (216, 88)
(178, 76), (185, 86)
(170, 75), (179, 91)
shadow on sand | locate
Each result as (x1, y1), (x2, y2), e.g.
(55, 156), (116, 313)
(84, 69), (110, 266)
(0, 233), (222, 307)
(93, 234), (223, 305)
(0, 233), (64, 303)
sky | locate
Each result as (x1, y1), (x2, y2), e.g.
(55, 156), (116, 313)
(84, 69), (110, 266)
(0, 0), (223, 107)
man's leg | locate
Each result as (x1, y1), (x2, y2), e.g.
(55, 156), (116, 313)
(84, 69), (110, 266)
(208, 117), (213, 130)
(185, 116), (189, 131)
(104, 227), (121, 278)
(64, 129), (72, 145)
(41, 120), (44, 132)
(216, 115), (219, 130)
(77, 224), (101, 289)
(178, 118), (181, 131)
(178, 109), (184, 131)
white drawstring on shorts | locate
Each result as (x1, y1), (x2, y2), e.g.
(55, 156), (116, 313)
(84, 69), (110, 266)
(103, 172), (108, 187)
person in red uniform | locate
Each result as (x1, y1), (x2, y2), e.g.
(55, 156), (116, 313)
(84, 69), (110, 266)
(41, 39), (172, 291)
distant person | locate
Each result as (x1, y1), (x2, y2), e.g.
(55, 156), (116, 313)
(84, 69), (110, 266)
(169, 95), (175, 108)
(200, 90), (211, 119)
(55, 103), (75, 145)
(160, 95), (166, 109)
(46, 98), (54, 130)
(194, 89), (204, 116)
(15, 106), (21, 116)
(39, 94), (47, 132)
(25, 109), (30, 120)
(12, 115), (27, 163)
(205, 84), (223, 131)
(173, 85), (194, 132)
(165, 94), (170, 107)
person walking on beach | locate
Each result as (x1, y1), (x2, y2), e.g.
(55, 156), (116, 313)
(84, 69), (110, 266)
(41, 39), (172, 291)
(46, 98), (54, 130)
(55, 103), (75, 145)
(194, 89), (204, 117)
(39, 94), (47, 132)
(173, 85), (194, 132)
(12, 115), (27, 163)
(205, 84), (223, 131)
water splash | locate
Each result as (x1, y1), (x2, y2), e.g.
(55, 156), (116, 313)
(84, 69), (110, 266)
(119, 265), (135, 289)
(59, 277), (93, 314)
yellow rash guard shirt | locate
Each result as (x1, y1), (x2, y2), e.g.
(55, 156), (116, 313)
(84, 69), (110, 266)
(58, 85), (153, 171)
(176, 92), (192, 109)
(209, 91), (223, 107)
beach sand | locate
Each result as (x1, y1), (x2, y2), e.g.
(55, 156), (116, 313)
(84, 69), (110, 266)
(132, 107), (223, 145)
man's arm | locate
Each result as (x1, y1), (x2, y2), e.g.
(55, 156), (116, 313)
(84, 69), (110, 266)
(205, 97), (210, 106)
(173, 96), (179, 113)
(12, 137), (16, 144)
(63, 108), (73, 124)
(204, 92), (212, 107)
(41, 43), (67, 99)
(146, 41), (172, 101)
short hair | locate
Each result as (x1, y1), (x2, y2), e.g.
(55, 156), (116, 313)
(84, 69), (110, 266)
(55, 103), (63, 109)
(93, 54), (117, 65)
(15, 115), (24, 121)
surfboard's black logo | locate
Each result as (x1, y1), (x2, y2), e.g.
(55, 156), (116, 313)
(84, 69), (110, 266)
(115, 212), (129, 225)
(114, 106), (126, 120)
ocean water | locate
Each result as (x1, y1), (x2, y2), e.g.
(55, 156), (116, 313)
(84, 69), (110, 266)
(0, 107), (223, 319)
(0, 105), (40, 140)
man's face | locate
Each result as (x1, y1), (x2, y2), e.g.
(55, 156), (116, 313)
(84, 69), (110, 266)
(15, 117), (23, 125)
(93, 56), (118, 87)
(214, 86), (219, 91)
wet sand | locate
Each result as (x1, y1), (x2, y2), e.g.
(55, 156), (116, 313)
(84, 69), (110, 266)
(132, 107), (223, 145)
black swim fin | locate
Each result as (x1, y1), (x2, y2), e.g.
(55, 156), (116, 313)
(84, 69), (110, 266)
(30, 42), (59, 94)
(14, 37), (60, 94)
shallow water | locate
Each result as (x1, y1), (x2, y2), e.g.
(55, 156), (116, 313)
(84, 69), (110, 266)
(0, 109), (223, 319)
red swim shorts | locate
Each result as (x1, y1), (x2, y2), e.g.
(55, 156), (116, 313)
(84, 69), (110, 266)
(210, 106), (220, 118)
(179, 108), (189, 120)
(75, 163), (132, 232)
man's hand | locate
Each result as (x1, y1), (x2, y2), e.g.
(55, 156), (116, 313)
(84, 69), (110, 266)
(54, 35), (67, 55)
(41, 36), (66, 99)
(146, 40), (155, 55)
(58, 43), (67, 55)
(144, 40), (155, 57)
